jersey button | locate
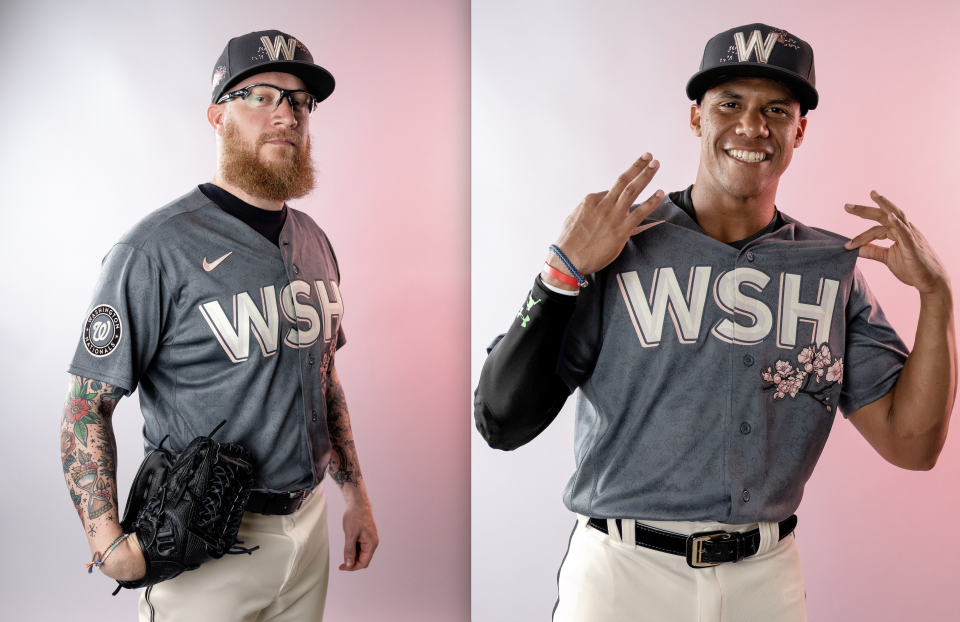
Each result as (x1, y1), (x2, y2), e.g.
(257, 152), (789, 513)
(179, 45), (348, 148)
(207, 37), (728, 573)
(743, 354), (754, 366)
(745, 250), (755, 262)
(742, 489), (750, 502)
(740, 422), (751, 435)
(312, 410), (318, 422)
(308, 354), (315, 365)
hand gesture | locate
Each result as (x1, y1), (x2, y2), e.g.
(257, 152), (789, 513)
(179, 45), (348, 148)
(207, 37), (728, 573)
(844, 191), (950, 296)
(340, 497), (378, 571)
(545, 153), (664, 284)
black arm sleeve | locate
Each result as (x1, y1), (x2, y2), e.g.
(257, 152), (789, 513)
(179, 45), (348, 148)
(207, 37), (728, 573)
(474, 277), (578, 450)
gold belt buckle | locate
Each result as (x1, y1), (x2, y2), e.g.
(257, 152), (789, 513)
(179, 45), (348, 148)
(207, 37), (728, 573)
(687, 531), (733, 568)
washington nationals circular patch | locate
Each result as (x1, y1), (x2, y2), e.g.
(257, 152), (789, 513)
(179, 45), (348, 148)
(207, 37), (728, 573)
(83, 304), (122, 357)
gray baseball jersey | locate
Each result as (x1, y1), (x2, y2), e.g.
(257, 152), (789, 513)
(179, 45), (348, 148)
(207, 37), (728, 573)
(68, 187), (345, 491)
(557, 197), (908, 524)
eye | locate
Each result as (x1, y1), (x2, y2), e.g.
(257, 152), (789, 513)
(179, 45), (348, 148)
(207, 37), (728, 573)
(245, 86), (280, 107)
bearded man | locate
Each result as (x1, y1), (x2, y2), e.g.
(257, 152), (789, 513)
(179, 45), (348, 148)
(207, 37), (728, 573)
(61, 30), (377, 621)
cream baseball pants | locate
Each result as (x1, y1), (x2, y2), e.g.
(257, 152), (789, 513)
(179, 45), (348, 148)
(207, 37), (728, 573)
(138, 484), (330, 622)
(553, 514), (807, 622)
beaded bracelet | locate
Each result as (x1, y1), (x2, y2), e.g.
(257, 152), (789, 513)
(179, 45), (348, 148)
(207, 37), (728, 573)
(86, 532), (132, 573)
(548, 245), (588, 288)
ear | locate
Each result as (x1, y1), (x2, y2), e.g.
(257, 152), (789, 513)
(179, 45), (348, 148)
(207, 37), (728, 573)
(690, 104), (702, 137)
(793, 115), (807, 148)
(793, 117), (807, 149)
(207, 103), (226, 136)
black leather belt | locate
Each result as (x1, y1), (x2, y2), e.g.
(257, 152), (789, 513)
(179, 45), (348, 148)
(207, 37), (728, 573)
(245, 489), (311, 516)
(587, 515), (797, 568)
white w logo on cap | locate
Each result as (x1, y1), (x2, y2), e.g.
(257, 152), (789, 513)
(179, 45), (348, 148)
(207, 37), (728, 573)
(733, 30), (778, 64)
(261, 35), (297, 61)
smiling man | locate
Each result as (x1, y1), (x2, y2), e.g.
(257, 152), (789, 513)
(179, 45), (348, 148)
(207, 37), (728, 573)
(62, 30), (377, 621)
(474, 23), (955, 621)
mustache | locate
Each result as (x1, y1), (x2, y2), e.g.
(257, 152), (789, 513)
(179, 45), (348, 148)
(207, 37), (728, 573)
(259, 130), (304, 147)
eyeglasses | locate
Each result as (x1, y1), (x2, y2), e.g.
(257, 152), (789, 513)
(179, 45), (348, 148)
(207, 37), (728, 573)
(217, 83), (318, 118)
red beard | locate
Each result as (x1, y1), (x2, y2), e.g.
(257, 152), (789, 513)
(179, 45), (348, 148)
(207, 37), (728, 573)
(219, 119), (317, 202)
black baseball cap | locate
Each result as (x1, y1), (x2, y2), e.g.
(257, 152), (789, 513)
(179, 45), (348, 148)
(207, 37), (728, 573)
(211, 30), (335, 104)
(686, 24), (817, 113)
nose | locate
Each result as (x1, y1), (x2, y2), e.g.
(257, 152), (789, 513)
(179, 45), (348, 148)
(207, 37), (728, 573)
(736, 107), (768, 139)
(271, 96), (298, 128)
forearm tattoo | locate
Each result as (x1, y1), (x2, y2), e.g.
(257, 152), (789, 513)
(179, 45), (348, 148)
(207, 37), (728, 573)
(325, 371), (363, 489)
(60, 375), (124, 533)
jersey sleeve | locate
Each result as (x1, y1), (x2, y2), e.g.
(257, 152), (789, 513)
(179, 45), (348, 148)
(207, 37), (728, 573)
(474, 277), (576, 450)
(319, 227), (346, 350)
(837, 267), (910, 417)
(67, 243), (173, 394)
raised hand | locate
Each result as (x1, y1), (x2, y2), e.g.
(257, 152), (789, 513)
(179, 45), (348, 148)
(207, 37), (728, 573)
(543, 154), (664, 288)
(843, 190), (950, 296)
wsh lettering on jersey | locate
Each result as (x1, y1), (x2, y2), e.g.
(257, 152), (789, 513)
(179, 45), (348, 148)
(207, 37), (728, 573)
(617, 267), (838, 348)
(198, 280), (342, 363)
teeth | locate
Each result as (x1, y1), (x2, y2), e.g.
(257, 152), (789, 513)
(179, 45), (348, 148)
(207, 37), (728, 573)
(726, 149), (767, 163)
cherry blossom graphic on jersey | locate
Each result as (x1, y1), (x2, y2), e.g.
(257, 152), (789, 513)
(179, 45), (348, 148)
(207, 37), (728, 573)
(761, 344), (844, 412)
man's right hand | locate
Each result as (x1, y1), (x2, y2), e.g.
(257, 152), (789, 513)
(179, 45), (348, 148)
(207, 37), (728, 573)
(542, 154), (663, 288)
(99, 532), (147, 582)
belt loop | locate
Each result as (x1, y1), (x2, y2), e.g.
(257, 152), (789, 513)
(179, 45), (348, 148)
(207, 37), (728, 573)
(756, 521), (779, 556)
(621, 518), (636, 549)
(606, 519), (622, 544)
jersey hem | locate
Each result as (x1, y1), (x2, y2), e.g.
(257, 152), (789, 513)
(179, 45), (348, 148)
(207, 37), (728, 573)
(838, 375), (899, 419)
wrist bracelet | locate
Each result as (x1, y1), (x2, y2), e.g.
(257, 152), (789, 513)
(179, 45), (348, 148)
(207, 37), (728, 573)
(542, 262), (580, 288)
(86, 532), (131, 573)
(548, 245), (588, 288)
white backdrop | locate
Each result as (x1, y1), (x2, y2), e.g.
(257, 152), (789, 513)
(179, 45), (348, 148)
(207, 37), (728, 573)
(471, 1), (960, 621)
(0, 1), (470, 620)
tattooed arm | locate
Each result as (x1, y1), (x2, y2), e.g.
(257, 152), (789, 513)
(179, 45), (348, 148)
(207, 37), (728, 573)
(60, 374), (145, 581)
(326, 364), (379, 571)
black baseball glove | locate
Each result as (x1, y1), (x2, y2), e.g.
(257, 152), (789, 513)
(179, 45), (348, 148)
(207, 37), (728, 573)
(111, 420), (257, 595)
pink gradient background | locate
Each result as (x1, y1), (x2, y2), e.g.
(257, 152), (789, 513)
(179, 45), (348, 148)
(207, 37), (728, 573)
(472, 1), (960, 620)
(0, 1), (468, 620)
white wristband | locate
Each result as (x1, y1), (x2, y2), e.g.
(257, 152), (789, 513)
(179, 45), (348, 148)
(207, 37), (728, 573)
(540, 278), (579, 296)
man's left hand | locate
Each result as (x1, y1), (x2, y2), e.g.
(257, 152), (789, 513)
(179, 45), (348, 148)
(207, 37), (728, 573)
(844, 190), (951, 296)
(340, 496), (378, 571)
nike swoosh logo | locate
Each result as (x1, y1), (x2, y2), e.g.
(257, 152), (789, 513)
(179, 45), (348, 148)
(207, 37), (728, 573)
(203, 252), (233, 272)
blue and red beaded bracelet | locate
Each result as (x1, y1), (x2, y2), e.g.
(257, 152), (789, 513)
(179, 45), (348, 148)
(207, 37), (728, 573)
(547, 245), (588, 288)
